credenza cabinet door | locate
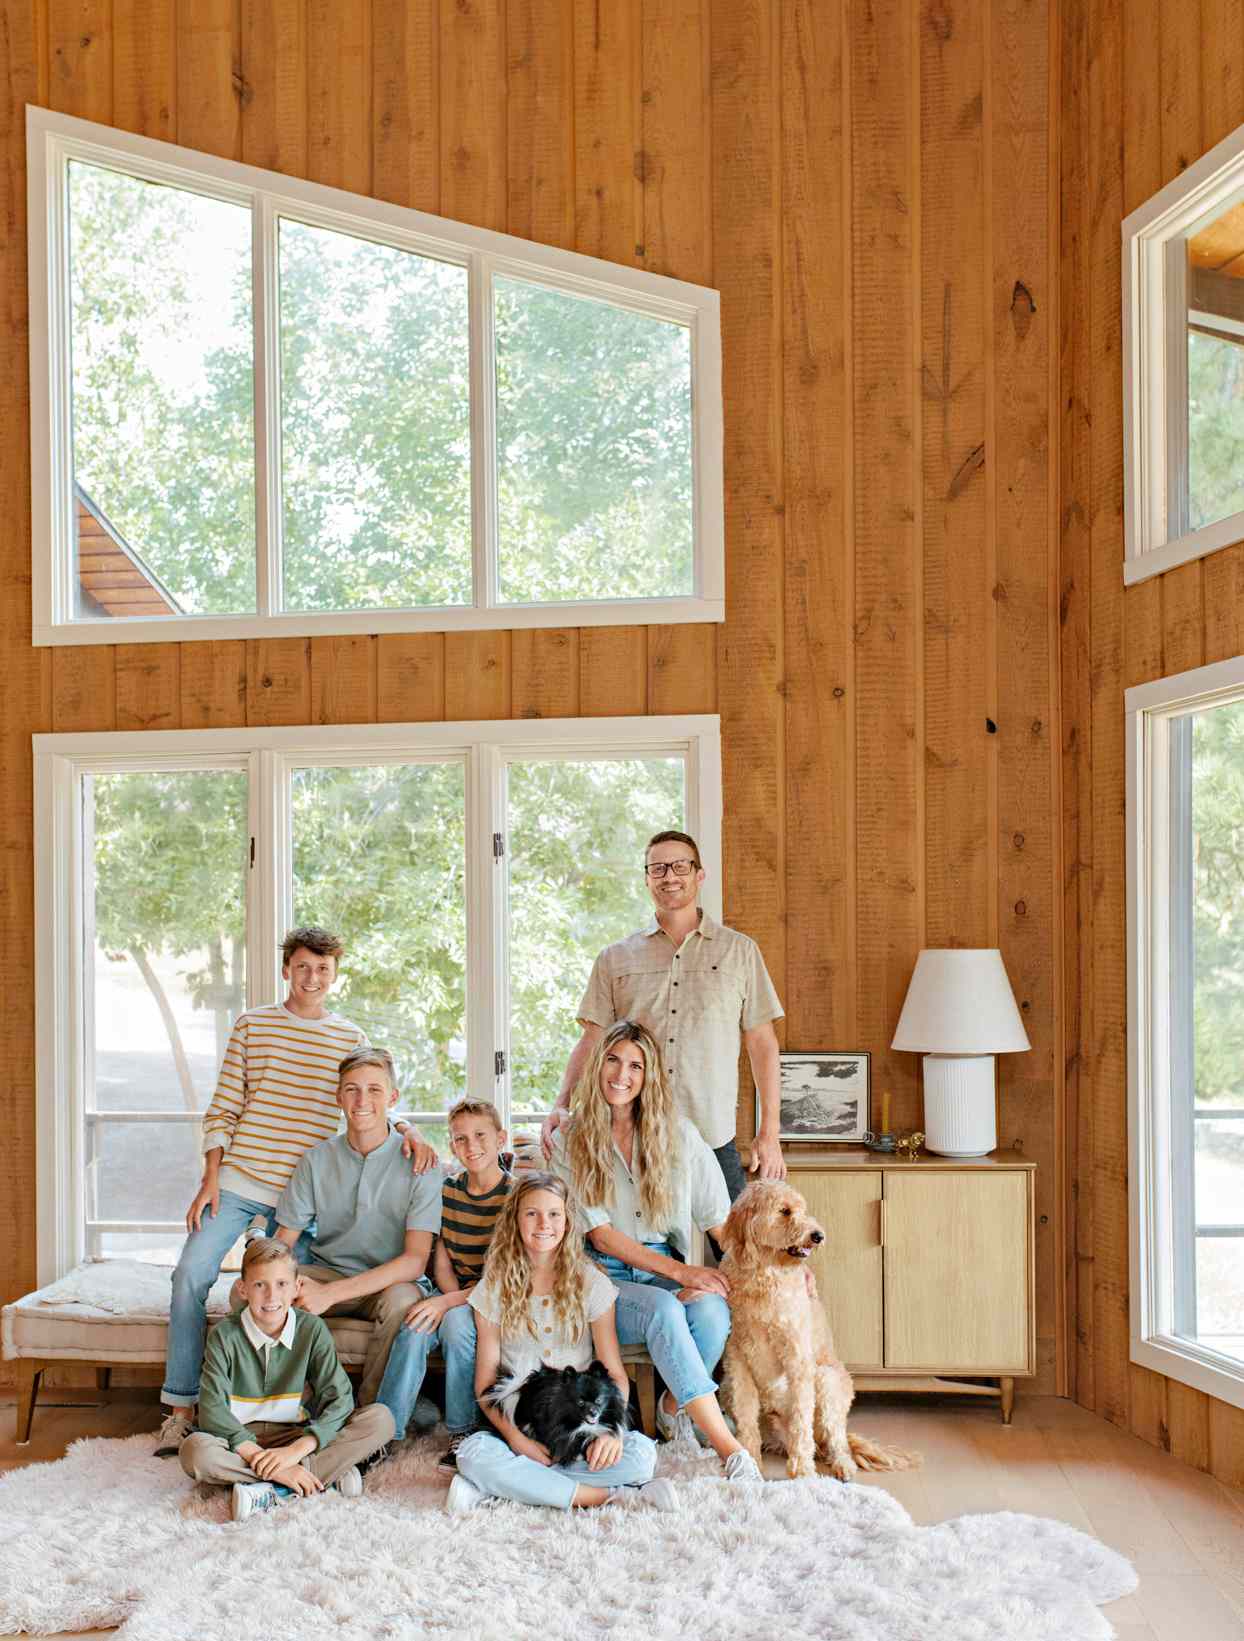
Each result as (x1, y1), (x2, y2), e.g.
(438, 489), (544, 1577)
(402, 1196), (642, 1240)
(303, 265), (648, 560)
(881, 1170), (1031, 1372)
(794, 1169), (883, 1370)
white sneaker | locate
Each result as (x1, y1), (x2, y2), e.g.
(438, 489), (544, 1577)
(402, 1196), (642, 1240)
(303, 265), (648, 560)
(637, 1478), (681, 1512)
(655, 1397), (699, 1447)
(446, 1474), (483, 1514)
(154, 1409), (194, 1458)
(333, 1465), (363, 1499)
(724, 1449), (764, 1484)
(231, 1481), (283, 1522)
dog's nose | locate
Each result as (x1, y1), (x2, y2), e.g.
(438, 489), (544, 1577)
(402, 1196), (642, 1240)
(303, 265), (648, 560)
(810, 1229), (824, 1244)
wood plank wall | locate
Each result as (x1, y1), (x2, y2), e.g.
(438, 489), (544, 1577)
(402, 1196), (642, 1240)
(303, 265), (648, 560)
(0, 0), (1063, 1393)
(1062, 0), (1244, 1487)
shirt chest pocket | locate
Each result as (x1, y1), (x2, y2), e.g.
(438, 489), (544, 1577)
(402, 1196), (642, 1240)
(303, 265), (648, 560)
(613, 966), (675, 1021)
(678, 964), (745, 1025)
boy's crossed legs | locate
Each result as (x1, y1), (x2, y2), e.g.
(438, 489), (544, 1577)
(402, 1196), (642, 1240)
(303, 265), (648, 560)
(181, 1405), (393, 1497)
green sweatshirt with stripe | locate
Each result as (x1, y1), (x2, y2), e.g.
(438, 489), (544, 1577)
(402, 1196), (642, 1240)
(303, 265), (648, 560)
(197, 1308), (354, 1453)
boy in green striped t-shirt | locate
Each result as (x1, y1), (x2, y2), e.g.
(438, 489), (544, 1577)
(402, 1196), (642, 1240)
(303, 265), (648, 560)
(374, 1100), (511, 1474)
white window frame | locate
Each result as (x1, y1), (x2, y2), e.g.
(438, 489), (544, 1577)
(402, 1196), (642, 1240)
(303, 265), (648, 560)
(27, 105), (725, 645)
(1127, 655), (1244, 1410)
(1124, 118), (1244, 585)
(34, 713), (722, 1282)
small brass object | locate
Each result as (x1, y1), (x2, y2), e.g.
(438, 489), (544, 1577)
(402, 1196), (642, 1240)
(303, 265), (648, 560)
(895, 1131), (924, 1162)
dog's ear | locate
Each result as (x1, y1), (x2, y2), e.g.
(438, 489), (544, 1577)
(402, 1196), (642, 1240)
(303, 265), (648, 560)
(720, 1185), (759, 1257)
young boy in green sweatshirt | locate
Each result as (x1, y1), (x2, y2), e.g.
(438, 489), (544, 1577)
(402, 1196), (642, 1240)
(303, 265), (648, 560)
(179, 1238), (394, 1522)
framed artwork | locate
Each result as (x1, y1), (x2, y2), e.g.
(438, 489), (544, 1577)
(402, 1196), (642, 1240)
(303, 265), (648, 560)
(766, 1051), (871, 1143)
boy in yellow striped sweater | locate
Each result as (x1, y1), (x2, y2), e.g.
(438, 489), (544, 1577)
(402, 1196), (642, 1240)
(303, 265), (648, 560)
(156, 925), (437, 1455)
(179, 1238), (393, 1521)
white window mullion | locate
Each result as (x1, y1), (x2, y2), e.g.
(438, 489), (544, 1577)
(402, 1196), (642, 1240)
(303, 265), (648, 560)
(252, 749), (286, 1005)
(253, 195), (282, 618)
(470, 255), (500, 611)
(464, 743), (504, 1118)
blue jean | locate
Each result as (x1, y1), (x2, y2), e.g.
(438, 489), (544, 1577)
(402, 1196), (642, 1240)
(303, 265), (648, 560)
(597, 1249), (731, 1410)
(374, 1282), (482, 1439)
(456, 1428), (657, 1509)
(162, 1189), (310, 1406)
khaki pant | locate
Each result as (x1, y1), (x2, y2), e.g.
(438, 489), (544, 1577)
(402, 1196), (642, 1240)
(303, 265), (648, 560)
(229, 1264), (424, 1405)
(179, 1403), (394, 1489)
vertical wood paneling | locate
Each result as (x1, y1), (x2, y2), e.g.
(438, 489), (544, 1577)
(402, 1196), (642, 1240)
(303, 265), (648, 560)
(246, 639), (312, 725)
(506, 0), (573, 247)
(307, 0), (371, 194)
(647, 625), (716, 714)
(1086, 0), (1129, 1431)
(48, 0), (112, 120)
(640, 0), (711, 283)
(372, 0), (439, 212)
(781, 0), (853, 1052)
(444, 631), (512, 719)
(1122, 0), (1161, 216)
(1159, 0), (1202, 185)
(441, 0), (506, 230)
(579, 629), (647, 717)
(1202, 542), (1244, 664)
(116, 645), (180, 730)
(921, 0), (989, 953)
(175, 0), (239, 158)
(1160, 561), (1204, 676)
(310, 636), (378, 725)
(1167, 1380), (1211, 1471)
(239, 0), (307, 175)
(1201, 0), (1244, 148)
(852, 0), (921, 1132)
(376, 634), (446, 721)
(573, 0), (641, 263)
(1124, 578), (1162, 687)
(181, 642), (247, 728)
(112, 0), (174, 139)
(992, 0), (1057, 1383)
(512, 629), (580, 718)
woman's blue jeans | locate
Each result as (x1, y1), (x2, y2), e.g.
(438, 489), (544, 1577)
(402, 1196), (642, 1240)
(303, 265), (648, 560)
(162, 1189), (311, 1407)
(375, 1289), (480, 1439)
(597, 1248), (730, 1411)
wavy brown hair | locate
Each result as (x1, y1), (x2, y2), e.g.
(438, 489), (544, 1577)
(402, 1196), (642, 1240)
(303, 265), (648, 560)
(566, 1019), (678, 1226)
(480, 1172), (587, 1343)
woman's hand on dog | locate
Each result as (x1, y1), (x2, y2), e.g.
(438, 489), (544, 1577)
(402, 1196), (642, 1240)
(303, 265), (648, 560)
(675, 1264), (730, 1300)
(584, 1433), (624, 1471)
(510, 1431), (553, 1466)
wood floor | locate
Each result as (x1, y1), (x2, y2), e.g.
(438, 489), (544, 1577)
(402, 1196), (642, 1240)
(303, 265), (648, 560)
(1, 1391), (1241, 1639)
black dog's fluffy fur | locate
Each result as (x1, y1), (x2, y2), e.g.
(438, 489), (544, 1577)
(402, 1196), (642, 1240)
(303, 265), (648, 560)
(484, 1361), (629, 1467)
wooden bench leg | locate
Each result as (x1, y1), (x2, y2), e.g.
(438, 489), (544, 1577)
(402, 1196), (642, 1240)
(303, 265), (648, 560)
(637, 1363), (657, 1438)
(15, 1360), (44, 1445)
(95, 1366), (113, 1391)
(1000, 1376), (1015, 1424)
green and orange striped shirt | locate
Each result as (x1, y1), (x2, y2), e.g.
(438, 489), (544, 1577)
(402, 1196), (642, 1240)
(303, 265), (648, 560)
(201, 1004), (367, 1207)
(439, 1169), (512, 1287)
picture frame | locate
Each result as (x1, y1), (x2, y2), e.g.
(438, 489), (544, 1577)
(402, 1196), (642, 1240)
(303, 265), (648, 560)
(765, 1051), (872, 1144)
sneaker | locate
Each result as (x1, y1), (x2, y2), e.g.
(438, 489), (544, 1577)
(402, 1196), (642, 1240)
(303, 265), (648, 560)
(637, 1477), (681, 1512)
(154, 1409), (194, 1458)
(437, 1433), (470, 1475)
(333, 1465), (363, 1499)
(655, 1397), (699, 1447)
(446, 1474), (483, 1514)
(724, 1449), (764, 1484)
(231, 1481), (283, 1522)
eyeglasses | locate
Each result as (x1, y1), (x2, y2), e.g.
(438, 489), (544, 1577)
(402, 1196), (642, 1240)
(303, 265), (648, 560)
(644, 858), (698, 879)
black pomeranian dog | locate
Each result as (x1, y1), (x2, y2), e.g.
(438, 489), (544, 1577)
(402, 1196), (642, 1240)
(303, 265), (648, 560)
(484, 1361), (630, 1466)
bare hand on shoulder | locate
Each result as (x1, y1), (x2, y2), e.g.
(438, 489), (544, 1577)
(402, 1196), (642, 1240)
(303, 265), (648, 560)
(539, 1107), (567, 1161)
(400, 1129), (441, 1173)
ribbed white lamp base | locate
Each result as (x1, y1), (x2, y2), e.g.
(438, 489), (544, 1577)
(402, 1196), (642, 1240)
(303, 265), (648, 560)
(921, 1054), (996, 1157)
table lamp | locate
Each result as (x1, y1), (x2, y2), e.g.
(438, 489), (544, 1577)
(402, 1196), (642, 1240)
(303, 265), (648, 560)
(890, 949), (1030, 1156)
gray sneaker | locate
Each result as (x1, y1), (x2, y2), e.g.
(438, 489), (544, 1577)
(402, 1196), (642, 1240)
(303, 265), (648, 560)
(637, 1477), (681, 1512)
(724, 1449), (764, 1484)
(333, 1465), (363, 1499)
(655, 1398), (699, 1447)
(154, 1409), (194, 1458)
(231, 1481), (284, 1522)
(446, 1474), (483, 1514)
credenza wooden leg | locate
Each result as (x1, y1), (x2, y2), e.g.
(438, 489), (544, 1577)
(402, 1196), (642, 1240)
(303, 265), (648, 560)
(1000, 1376), (1015, 1424)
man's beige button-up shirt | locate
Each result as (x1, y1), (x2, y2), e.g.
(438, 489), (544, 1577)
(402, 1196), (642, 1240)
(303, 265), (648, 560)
(576, 913), (783, 1149)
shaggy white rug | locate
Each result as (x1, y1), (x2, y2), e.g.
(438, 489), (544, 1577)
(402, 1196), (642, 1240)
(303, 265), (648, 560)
(0, 1431), (1136, 1641)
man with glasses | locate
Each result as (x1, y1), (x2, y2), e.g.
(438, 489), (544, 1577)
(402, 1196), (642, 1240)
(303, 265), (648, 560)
(541, 829), (785, 1198)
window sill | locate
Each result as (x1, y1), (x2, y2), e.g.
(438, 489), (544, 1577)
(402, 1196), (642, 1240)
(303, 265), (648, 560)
(1124, 511), (1244, 586)
(1131, 1332), (1244, 1413)
(32, 596), (726, 647)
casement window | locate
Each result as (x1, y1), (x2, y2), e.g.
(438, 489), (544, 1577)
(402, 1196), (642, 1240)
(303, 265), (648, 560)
(1127, 657), (1244, 1410)
(1124, 118), (1244, 583)
(34, 715), (722, 1281)
(27, 108), (724, 644)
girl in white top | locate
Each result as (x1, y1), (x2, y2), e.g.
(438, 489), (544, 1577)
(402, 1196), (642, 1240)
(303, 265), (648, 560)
(449, 1173), (675, 1512)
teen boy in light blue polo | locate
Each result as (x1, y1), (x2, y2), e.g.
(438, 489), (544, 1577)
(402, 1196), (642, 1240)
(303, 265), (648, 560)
(268, 1047), (442, 1406)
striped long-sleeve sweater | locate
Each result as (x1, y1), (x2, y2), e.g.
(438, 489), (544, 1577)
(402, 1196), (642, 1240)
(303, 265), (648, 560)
(200, 1004), (367, 1207)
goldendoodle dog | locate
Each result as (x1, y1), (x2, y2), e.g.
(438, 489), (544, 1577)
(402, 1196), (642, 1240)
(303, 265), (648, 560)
(719, 1179), (921, 1481)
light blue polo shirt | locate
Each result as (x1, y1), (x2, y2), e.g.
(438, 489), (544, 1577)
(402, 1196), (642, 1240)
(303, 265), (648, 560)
(276, 1127), (442, 1276)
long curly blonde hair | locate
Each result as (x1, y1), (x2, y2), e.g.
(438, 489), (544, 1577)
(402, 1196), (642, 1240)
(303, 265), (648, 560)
(480, 1172), (587, 1343)
(566, 1019), (678, 1226)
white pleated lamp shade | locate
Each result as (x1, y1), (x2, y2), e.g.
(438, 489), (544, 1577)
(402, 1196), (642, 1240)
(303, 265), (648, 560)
(891, 949), (1031, 1055)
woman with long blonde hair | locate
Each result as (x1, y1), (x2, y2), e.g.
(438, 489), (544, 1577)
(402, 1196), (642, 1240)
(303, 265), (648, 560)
(552, 1020), (760, 1482)
(449, 1172), (675, 1513)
